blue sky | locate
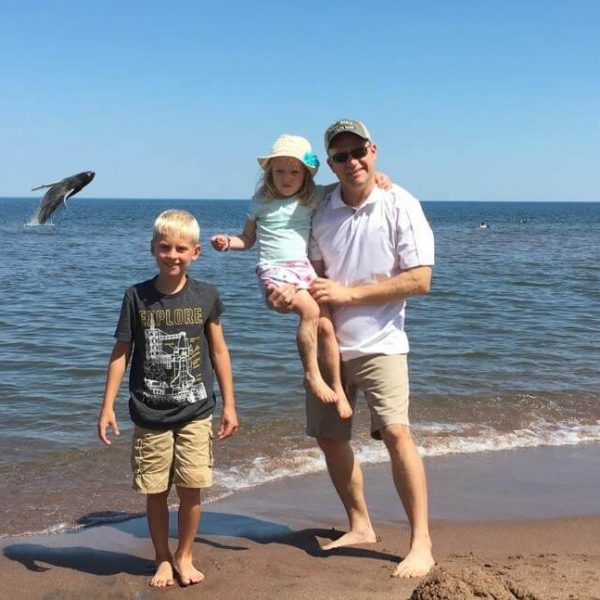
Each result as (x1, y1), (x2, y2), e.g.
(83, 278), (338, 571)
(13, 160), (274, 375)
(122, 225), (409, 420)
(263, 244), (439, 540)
(1, 1), (598, 201)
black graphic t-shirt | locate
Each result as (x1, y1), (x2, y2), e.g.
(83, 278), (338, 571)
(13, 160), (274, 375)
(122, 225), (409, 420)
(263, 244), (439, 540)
(115, 276), (224, 429)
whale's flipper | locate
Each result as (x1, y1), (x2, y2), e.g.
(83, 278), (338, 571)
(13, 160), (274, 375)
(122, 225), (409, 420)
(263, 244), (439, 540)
(63, 188), (75, 208)
(31, 181), (60, 192)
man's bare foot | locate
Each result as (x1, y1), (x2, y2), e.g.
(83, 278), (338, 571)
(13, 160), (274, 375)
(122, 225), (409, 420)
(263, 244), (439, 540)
(306, 373), (338, 404)
(333, 384), (353, 419)
(320, 527), (377, 551)
(150, 560), (175, 588)
(391, 539), (435, 578)
(173, 553), (205, 586)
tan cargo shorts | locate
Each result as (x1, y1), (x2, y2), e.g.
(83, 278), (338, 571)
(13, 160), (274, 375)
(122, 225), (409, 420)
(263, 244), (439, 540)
(131, 416), (214, 494)
(306, 354), (410, 441)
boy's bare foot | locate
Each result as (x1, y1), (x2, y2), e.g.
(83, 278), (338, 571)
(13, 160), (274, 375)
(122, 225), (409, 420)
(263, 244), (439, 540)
(173, 553), (205, 586)
(150, 560), (175, 587)
(333, 384), (353, 419)
(320, 527), (377, 551)
(306, 373), (338, 404)
(391, 539), (435, 578)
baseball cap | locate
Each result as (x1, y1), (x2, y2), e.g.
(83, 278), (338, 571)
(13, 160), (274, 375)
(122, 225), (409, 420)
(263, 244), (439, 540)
(324, 119), (372, 150)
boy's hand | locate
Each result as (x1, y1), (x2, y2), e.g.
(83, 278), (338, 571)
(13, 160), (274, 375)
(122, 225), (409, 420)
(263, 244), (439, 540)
(374, 171), (392, 190)
(211, 234), (230, 252)
(217, 406), (238, 440)
(98, 408), (120, 445)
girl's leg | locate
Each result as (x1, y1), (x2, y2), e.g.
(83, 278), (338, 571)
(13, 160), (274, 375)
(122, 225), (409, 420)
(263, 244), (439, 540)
(173, 486), (204, 586)
(292, 290), (338, 404)
(318, 307), (353, 419)
(146, 490), (175, 587)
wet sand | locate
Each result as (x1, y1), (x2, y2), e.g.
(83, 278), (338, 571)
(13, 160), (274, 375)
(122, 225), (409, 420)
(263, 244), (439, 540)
(1, 444), (599, 599)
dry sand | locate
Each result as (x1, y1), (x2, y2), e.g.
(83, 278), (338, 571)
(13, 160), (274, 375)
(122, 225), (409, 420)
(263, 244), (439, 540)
(1, 445), (599, 599)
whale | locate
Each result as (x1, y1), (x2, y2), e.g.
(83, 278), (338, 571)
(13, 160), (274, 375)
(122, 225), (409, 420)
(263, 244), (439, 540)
(31, 171), (95, 224)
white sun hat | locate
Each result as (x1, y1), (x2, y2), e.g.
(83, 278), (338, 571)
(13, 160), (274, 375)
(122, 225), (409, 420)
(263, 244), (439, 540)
(257, 134), (320, 176)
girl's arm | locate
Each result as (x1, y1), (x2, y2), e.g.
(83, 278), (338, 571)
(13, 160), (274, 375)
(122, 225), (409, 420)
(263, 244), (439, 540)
(98, 340), (132, 445)
(211, 218), (257, 252)
(206, 318), (238, 439)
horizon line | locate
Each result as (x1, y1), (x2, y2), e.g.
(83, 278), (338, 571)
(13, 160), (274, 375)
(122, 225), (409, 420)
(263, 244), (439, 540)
(2, 196), (599, 204)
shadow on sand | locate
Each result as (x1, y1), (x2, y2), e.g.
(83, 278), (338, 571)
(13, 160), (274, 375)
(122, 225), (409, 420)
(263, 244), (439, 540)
(3, 510), (399, 577)
(3, 544), (155, 576)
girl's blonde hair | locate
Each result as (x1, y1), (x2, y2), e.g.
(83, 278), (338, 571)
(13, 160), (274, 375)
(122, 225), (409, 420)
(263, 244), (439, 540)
(256, 161), (316, 206)
(152, 210), (200, 244)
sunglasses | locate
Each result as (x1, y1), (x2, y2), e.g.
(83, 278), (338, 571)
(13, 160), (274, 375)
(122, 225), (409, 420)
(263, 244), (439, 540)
(329, 143), (370, 164)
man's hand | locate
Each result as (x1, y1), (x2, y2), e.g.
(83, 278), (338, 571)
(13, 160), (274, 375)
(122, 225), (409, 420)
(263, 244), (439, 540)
(310, 277), (353, 305)
(265, 283), (296, 313)
(218, 407), (239, 440)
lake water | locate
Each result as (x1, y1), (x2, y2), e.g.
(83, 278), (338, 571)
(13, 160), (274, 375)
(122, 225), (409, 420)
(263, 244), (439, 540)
(1, 196), (598, 536)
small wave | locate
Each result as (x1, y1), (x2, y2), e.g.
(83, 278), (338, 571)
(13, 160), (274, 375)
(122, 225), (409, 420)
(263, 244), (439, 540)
(210, 420), (600, 496)
(216, 447), (326, 493)
(417, 420), (600, 456)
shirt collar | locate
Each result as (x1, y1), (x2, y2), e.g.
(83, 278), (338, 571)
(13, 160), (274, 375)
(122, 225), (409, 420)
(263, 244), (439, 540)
(330, 184), (381, 211)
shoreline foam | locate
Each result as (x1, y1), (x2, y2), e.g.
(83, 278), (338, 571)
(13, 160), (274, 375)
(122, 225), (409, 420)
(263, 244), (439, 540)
(4, 443), (599, 538)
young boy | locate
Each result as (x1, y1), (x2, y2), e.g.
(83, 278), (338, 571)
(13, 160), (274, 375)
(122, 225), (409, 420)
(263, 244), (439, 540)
(98, 209), (238, 588)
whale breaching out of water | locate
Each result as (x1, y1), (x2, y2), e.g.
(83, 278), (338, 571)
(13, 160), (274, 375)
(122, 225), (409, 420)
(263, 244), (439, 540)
(30, 171), (95, 225)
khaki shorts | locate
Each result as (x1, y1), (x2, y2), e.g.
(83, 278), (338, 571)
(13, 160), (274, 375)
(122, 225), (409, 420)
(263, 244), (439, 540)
(306, 354), (409, 441)
(131, 416), (214, 494)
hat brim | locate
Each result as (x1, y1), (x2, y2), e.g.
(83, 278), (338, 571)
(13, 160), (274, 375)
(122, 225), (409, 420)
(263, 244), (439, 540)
(257, 154), (318, 176)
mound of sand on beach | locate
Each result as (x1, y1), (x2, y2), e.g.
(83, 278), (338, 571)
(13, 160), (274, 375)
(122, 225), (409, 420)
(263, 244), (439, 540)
(410, 566), (540, 600)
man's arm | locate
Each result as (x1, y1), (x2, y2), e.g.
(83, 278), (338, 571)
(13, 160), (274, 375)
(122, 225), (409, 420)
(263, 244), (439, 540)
(309, 265), (432, 306)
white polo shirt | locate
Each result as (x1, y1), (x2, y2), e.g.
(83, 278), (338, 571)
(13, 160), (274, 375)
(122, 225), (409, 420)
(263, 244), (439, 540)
(309, 184), (434, 360)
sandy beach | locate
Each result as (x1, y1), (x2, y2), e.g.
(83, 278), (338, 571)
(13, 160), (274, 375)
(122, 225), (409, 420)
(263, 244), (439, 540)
(2, 444), (599, 599)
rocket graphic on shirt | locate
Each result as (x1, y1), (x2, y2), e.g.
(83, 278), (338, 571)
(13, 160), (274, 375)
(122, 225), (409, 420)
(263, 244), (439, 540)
(142, 315), (207, 405)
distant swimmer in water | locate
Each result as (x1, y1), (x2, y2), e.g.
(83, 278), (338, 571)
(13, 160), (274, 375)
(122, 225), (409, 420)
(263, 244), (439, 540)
(29, 171), (95, 225)
(480, 221), (490, 229)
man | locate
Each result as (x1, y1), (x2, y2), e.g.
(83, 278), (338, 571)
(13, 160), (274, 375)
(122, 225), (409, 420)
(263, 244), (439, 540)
(271, 119), (435, 578)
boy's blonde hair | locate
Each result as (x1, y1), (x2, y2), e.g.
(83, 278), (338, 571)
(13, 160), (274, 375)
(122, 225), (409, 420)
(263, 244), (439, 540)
(256, 163), (316, 206)
(152, 210), (200, 244)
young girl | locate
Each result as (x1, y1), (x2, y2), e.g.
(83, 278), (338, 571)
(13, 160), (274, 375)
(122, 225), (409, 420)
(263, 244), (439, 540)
(212, 135), (387, 418)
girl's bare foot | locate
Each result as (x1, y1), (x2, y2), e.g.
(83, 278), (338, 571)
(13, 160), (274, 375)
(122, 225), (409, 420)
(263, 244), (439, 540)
(333, 384), (353, 419)
(150, 560), (175, 588)
(306, 372), (338, 404)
